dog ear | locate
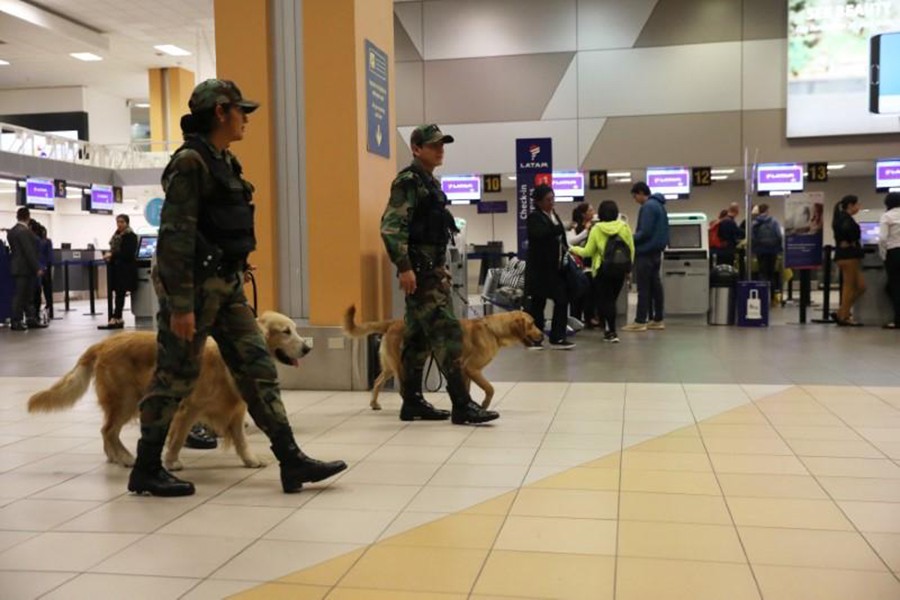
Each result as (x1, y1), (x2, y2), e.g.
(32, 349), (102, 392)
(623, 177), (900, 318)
(513, 314), (527, 339)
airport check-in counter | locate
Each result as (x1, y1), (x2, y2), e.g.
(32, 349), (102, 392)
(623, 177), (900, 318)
(131, 235), (159, 326)
(663, 213), (710, 315)
(52, 248), (106, 297)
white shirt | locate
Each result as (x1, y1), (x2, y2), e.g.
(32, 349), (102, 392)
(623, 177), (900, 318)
(879, 207), (900, 260)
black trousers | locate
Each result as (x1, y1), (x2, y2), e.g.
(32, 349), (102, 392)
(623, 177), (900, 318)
(111, 286), (129, 320)
(595, 270), (626, 334)
(570, 271), (595, 323)
(886, 248), (900, 325)
(12, 274), (37, 324)
(32, 270), (52, 316)
(756, 253), (780, 300)
(635, 252), (664, 323)
(527, 275), (569, 343)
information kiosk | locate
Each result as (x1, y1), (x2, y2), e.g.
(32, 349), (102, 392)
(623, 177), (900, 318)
(663, 212), (710, 315)
(131, 235), (159, 326)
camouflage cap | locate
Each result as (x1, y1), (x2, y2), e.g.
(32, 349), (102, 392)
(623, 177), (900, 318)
(188, 79), (260, 114)
(410, 124), (454, 147)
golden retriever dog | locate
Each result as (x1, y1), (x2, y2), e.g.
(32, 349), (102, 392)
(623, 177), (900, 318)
(27, 312), (310, 471)
(343, 306), (543, 411)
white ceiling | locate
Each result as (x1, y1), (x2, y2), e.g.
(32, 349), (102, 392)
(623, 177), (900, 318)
(0, 0), (215, 101)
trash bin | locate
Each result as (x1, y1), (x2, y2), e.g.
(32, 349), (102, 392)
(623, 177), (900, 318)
(708, 265), (738, 325)
(736, 281), (770, 327)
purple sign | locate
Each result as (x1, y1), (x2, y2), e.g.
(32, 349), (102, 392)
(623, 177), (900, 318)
(551, 173), (584, 196)
(90, 184), (114, 214)
(876, 160), (900, 190)
(516, 138), (552, 258)
(646, 167), (691, 196)
(477, 201), (508, 214)
(757, 163), (804, 193)
(440, 176), (481, 201)
(25, 178), (55, 210)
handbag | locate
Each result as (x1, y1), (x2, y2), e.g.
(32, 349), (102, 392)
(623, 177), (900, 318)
(563, 253), (589, 301)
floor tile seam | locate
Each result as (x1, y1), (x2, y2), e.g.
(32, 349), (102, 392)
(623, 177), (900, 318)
(16, 570), (81, 600)
(751, 390), (900, 583)
(799, 384), (900, 414)
(611, 382), (630, 600)
(684, 385), (767, 600)
(461, 381), (574, 599)
(801, 391), (899, 463)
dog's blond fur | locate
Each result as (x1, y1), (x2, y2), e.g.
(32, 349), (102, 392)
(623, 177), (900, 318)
(343, 306), (543, 410)
(27, 312), (310, 471)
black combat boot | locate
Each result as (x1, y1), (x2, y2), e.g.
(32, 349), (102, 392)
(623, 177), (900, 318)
(445, 369), (499, 425)
(270, 433), (348, 494)
(399, 364), (450, 421)
(127, 440), (195, 497)
(185, 423), (218, 449)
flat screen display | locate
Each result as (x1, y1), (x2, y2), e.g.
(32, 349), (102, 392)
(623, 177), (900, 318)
(787, 1), (900, 137)
(90, 184), (114, 214)
(25, 178), (55, 211)
(136, 235), (158, 260)
(440, 176), (481, 202)
(860, 221), (881, 245)
(551, 172), (584, 198)
(668, 224), (702, 249)
(876, 159), (900, 191)
(757, 163), (804, 194)
(646, 167), (690, 197)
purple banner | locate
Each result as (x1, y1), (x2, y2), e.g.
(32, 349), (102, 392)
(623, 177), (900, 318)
(551, 173), (584, 196)
(757, 164), (804, 193)
(646, 167), (690, 196)
(91, 185), (114, 214)
(876, 161), (900, 189)
(784, 192), (824, 270)
(477, 201), (508, 214)
(440, 176), (481, 201)
(516, 138), (552, 258)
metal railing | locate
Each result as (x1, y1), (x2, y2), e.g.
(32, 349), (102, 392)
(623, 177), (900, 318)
(0, 122), (176, 170)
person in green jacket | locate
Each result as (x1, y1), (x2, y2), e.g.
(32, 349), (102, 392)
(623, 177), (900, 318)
(569, 200), (635, 343)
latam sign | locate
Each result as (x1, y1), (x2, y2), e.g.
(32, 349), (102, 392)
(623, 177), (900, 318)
(757, 163), (804, 193)
(876, 160), (900, 191)
(646, 167), (691, 197)
(440, 176), (481, 201)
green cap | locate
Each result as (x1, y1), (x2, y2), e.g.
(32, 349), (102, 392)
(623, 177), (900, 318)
(188, 79), (260, 114)
(410, 124), (454, 147)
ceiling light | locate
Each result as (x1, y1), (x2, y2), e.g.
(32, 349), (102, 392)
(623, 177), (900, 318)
(711, 168), (735, 174)
(613, 178), (632, 183)
(134, 102), (150, 108)
(711, 175), (729, 180)
(154, 44), (191, 56)
(827, 164), (846, 170)
(70, 52), (102, 61)
(507, 176), (517, 181)
(0, 59), (9, 66)
(608, 171), (631, 177)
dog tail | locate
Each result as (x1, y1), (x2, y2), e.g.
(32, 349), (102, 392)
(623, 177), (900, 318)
(27, 342), (100, 413)
(342, 305), (395, 337)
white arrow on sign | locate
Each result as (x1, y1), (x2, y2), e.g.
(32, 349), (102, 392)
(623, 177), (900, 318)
(376, 124), (383, 146)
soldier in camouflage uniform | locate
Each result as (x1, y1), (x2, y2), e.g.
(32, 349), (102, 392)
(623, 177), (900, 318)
(128, 79), (347, 497)
(381, 124), (499, 425)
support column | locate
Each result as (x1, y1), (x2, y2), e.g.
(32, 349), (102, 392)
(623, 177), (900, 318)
(147, 67), (195, 149)
(304, 0), (395, 325)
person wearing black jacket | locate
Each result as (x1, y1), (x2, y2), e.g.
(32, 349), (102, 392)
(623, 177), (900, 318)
(525, 184), (574, 349)
(717, 204), (744, 266)
(832, 195), (866, 326)
(101, 214), (139, 329)
(6, 208), (46, 331)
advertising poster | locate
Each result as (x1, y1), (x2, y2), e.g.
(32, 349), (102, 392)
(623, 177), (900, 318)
(515, 138), (552, 257)
(784, 192), (825, 269)
(365, 39), (390, 158)
(788, 0), (900, 137)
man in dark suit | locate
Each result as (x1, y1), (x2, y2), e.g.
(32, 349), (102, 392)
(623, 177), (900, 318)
(524, 184), (574, 349)
(7, 208), (46, 331)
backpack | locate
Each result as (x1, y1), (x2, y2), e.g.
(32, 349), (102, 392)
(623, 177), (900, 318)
(754, 218), (780, 250)
(709, 220), (724, 249)
(602, 233), (632, 276)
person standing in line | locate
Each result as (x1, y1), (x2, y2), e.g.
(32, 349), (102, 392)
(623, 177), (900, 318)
(381, 124), (499, 424)
(623, 182), (668, 332)
(524, 184), (575, 349)
(29, 219), (53, 323)
(127, 79), (347, 497)
(567, 202), (595, 327)
(6, 208), (46, 331)
(717, 203), (744, 267)
(831, 195), (866, 326)
(100, 214), (138, 329)
(570, 200), (634, 343)
(751, 203), (783, 303)
(879, 192), (900, 329)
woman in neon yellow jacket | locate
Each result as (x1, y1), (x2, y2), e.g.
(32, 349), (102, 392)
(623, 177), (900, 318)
(569, 200), (635, 342)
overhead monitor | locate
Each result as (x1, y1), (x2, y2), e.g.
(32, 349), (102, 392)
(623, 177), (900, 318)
(440, 176), (481, 202)
(876, 159), (900, 191)
(551, 172), (584, 199)
(136, 235), (158, 260)
(25, 177), (55, 211)
(859, 221), (881, 245)
(89, 184), (114, 214)
(756, 163), (804, 194)
(646, 167), (690, 199)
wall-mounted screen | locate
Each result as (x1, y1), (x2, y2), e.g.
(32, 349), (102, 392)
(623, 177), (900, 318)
(441, 176), (481, 202)
(757, 163), (804, 194)
(646, 167), (690, 198)
(25, 178), (54, 211)
(876, 159), (900, 191)
(668, 224), (703, 249)
(551, 172), (584, 198)
(787, 1), (900, 137)
(90, 184), (114, 214)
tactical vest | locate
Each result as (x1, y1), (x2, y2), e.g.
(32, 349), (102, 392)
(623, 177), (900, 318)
(403, 164), (458, 248)
(166, 136), (257, 266)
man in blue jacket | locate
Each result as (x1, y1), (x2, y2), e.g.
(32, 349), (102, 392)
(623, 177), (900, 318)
(623, 182), (669, 332)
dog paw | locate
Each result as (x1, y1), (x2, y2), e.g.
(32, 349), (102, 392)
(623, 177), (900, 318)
(165, 459), (184, 471)
(121, 456), (135, 468)
(371, 403), (382, 411)
(480, 400), (492, 410)
(242, 456), (266, 468)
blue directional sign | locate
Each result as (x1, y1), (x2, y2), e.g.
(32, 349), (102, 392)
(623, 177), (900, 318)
(365, 39), (390, 158)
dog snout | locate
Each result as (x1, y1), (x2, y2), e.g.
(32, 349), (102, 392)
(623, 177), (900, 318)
(301, 343), (312, 356)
